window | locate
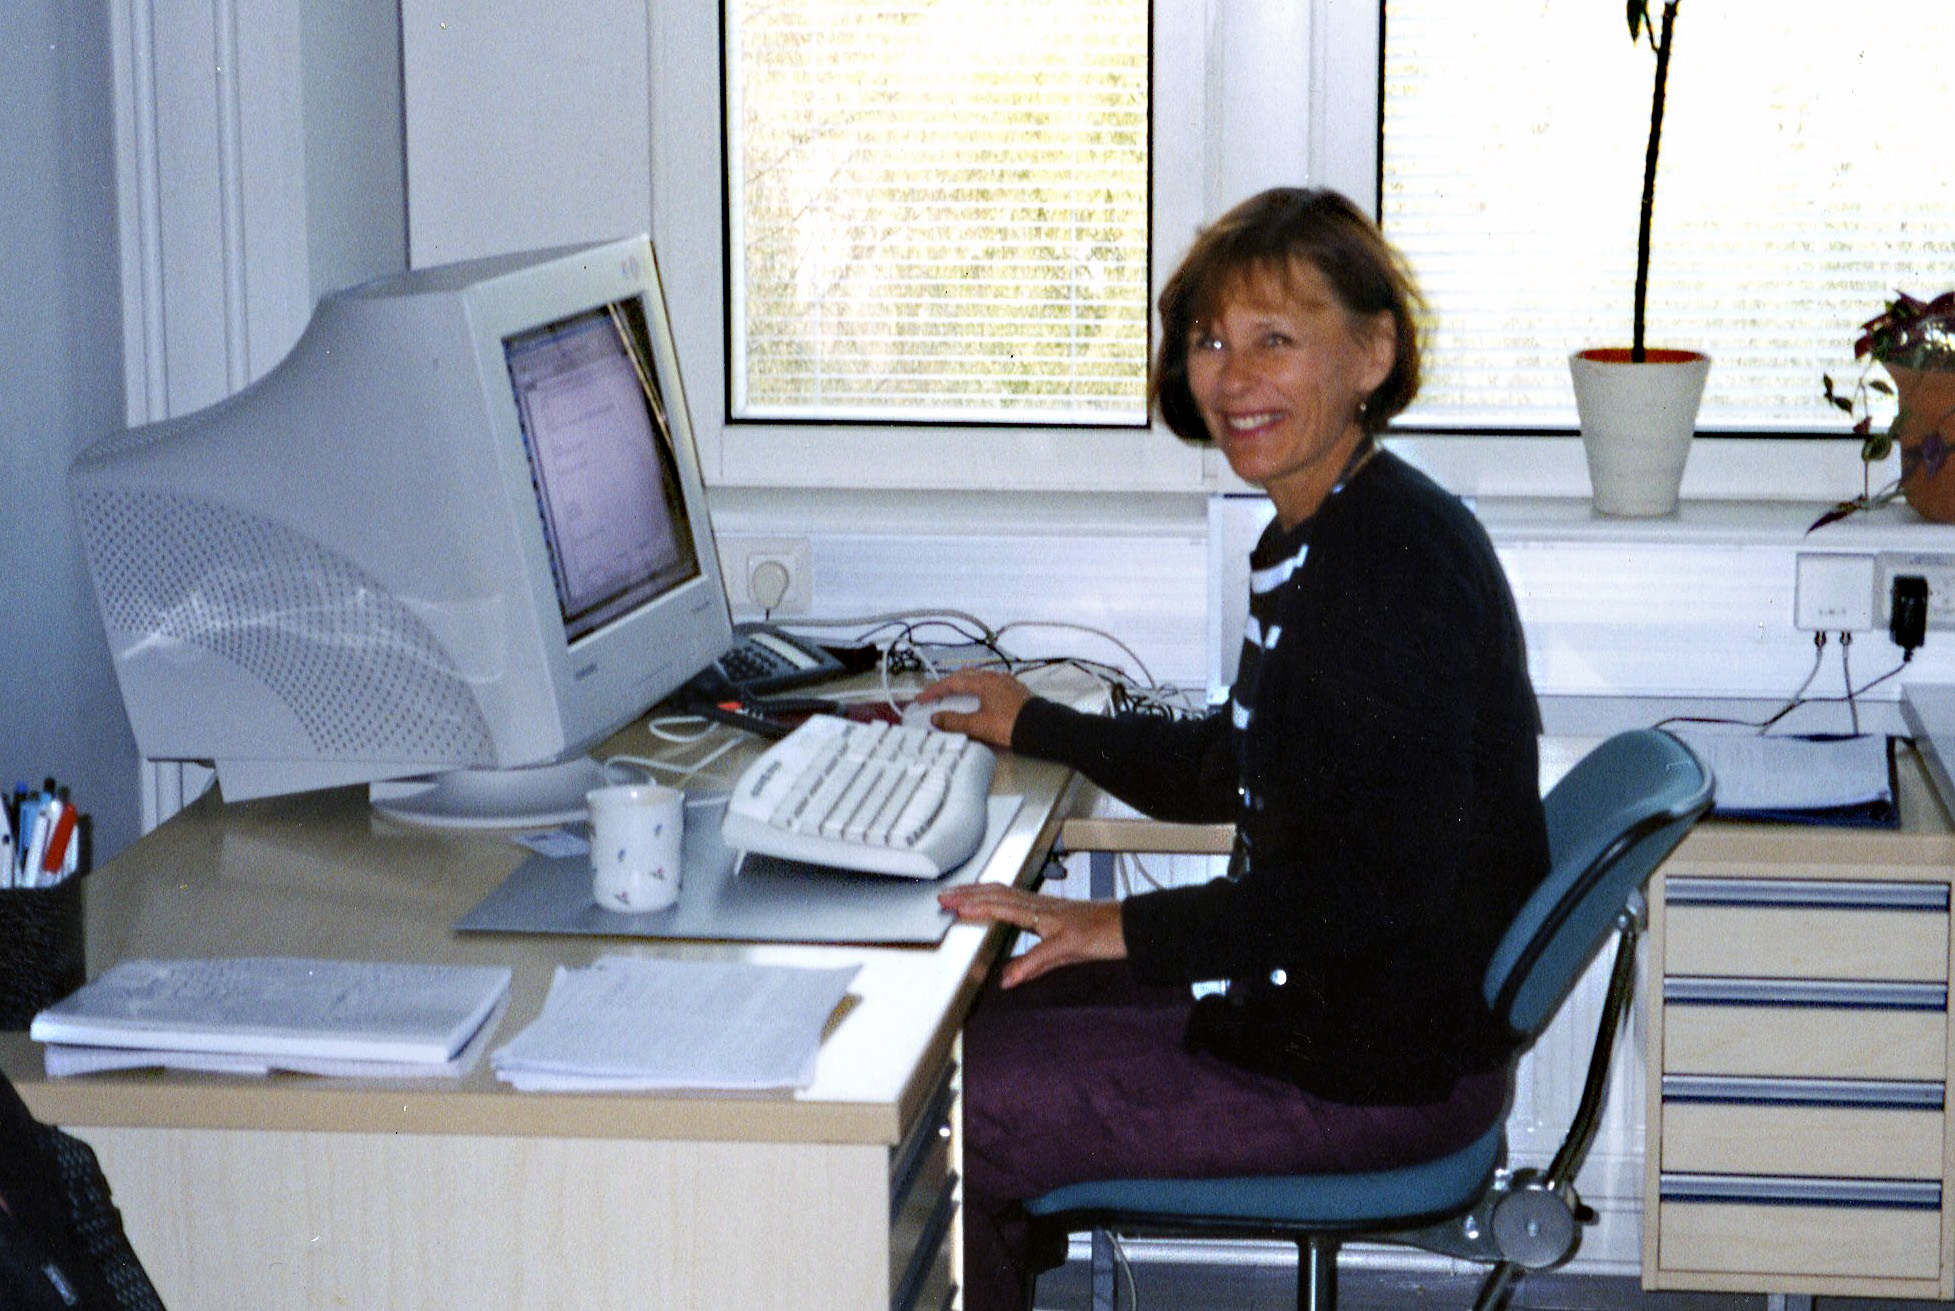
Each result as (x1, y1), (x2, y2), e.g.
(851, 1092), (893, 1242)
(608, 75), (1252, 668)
(1382, 2), (1955, 434)
(724, 0), (1151, 426)
(651, 0), (1208, 489)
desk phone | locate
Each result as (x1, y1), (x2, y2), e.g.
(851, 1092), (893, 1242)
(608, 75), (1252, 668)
(704, 623), (846, 697)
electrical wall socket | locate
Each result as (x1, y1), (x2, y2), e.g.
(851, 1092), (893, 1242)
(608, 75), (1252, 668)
(1878, 551), (1955, 631)
(723, 537), (813, 615)
(1793, 552), (1877, 631)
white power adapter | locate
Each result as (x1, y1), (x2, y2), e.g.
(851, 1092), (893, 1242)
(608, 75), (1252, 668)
(1793, 553), (1877, 632)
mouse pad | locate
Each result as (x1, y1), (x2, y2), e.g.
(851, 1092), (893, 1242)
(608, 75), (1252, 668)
(454, 794), (1022, 946)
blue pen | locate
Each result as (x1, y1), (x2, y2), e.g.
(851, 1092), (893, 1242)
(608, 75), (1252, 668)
(15, 788), (41, 844)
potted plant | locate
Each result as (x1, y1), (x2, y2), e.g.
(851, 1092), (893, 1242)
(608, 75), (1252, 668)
(1817, 291), (1955, 527)
(1568, 0), (1711, 517)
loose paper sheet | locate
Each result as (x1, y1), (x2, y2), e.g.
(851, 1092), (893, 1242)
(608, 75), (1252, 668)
(490, 956), (859, 1092)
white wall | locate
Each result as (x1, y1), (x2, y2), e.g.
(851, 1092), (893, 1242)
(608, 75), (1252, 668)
(402, 0), (651, 268)
(114, 0), (405, 426)
(0, 3), (141, 861)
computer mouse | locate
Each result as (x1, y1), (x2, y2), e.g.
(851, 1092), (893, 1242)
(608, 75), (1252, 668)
(902, 693), (982, 730)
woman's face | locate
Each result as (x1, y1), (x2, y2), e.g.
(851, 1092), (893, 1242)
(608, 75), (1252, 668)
(1185, 262), (1395, 529)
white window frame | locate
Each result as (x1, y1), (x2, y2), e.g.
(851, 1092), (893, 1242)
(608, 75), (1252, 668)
(650, 0), (1233, 493)
(651, 0), (1872, 502)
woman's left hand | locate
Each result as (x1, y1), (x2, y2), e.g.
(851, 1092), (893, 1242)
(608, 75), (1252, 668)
(938, 883), (1126, 988)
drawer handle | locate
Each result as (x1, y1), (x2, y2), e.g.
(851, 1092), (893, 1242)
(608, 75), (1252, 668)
(891, 1063), (958, 1216)
(1665, 976), (1948, 1010)
(1661, 1173), (1941, 1209)
(1667, 877), (1949, 911)
(1662, 1075), (1945, 1109)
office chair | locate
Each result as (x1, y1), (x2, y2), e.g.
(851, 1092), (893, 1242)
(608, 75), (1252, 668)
(1025, 728), (1714, 1311)
(36, 1124), (168, 1311)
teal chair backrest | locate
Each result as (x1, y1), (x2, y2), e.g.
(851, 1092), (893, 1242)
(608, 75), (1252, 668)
(1484, 729), (1714, 1040)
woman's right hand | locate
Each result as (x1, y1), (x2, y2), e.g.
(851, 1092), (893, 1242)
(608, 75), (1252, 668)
(938, 883), (1127, 988)
(912, 669), (1033, 750)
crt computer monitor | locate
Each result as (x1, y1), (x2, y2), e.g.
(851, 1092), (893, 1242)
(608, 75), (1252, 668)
(70, 235), (735, 827)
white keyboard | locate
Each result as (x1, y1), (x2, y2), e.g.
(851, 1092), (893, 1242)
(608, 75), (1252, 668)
(721, 714), (997, 878)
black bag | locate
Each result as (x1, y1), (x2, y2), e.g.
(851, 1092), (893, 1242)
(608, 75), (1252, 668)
(0, 1072), (164, 1311)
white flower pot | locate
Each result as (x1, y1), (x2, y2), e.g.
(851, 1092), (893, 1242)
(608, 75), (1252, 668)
(1568, 348), (1711, 517)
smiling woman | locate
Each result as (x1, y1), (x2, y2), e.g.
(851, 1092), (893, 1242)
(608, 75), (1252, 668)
(923, 189), (1550, 1311)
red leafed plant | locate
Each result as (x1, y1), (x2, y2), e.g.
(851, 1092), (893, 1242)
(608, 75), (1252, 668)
(1814, 291), (1955, 528)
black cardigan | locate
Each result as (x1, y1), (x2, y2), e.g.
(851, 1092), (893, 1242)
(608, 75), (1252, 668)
(1013, 452), (1549, 1104)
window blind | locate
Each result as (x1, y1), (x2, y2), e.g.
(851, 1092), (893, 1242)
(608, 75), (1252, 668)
(1382, 2), (1955, 433)
(725, 0), (1150, 425)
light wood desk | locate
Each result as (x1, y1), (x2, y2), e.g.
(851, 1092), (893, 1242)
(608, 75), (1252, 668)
(0, 731), (1082, 1311)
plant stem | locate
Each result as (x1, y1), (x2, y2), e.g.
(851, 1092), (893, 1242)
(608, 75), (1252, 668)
(1633, 1), (1678, 363)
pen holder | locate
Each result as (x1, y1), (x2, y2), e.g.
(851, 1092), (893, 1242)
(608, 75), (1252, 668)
(0, 875), (86, 1030)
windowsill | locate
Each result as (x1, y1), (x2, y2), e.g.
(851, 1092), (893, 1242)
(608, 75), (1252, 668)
(1470, 495), (1955, 549)
(704, 428), (1905, 537)
(1385, 430), (1896, 507)
(707, 479), (1955, 554)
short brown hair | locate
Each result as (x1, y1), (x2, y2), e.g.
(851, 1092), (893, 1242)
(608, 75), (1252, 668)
(1150, 188), (1426, 443)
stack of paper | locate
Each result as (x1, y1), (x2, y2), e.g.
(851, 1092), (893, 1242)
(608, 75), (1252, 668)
(1669, 728), (1896, 826)
(490, 956), (860, 1092)
(30, 957), (512, 1080)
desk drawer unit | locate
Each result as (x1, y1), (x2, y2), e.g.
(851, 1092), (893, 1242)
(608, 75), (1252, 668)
(890, 1063), (959, 1311)
(1647, 874), (1955, 1299)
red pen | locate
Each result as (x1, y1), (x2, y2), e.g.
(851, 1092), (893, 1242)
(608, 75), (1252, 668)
(41, 800), (78, 880)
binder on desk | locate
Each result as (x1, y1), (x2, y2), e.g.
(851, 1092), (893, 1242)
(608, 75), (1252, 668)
(29, 957), (512, 1073)
(1670, 729), (1898, 828)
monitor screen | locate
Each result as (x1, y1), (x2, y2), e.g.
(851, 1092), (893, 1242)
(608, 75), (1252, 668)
(71, 236), (735, 826)
(506, 302), (700, 644)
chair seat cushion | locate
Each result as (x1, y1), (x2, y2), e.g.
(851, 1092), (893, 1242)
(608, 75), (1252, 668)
(1025, 1121), (1504, 1229)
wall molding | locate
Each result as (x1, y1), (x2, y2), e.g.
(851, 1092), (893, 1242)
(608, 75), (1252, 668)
(111, 0), (166, 424)
(212, 0), (249, 394)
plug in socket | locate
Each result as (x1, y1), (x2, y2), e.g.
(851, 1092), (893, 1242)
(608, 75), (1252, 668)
(724, 537), (813, 615)
(1891, 574), (1929, 650)
(1878, 551), (1955, 630)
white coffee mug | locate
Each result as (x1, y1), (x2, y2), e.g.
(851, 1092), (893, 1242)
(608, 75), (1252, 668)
(586, 783), (684, 913)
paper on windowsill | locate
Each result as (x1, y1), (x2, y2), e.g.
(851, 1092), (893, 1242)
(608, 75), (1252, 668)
(490, 956), (860, 1093)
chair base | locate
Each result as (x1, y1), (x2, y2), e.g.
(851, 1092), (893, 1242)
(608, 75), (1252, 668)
(1054, 1231), (1530, 1311)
